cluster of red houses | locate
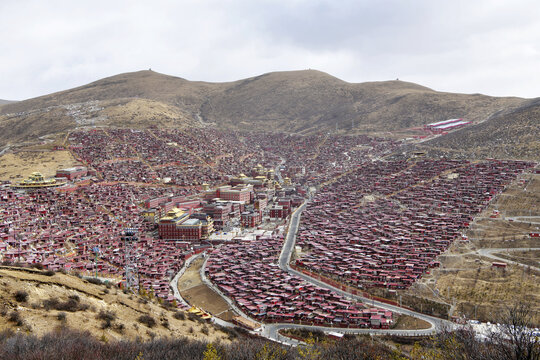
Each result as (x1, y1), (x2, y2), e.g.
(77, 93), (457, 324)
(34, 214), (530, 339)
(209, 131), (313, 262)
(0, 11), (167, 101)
(67, 128), (401, 191)
(1, 129), (395, 306)
(235, 133), (400, 187)
(1, 126), (534, 318)
(206, 236), (392, 328)
(295, 159), (535, 290)
(0, 183), (199, 300)
(68, 129), (280, 186)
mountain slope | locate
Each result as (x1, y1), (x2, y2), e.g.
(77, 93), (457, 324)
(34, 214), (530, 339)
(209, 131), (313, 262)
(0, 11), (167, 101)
(0, 99), (16, 106)
(421, 98), (540, 160)
(0, 266), (229, 342)
(202, 70), (525, 133)
(0, 69), (534, 149)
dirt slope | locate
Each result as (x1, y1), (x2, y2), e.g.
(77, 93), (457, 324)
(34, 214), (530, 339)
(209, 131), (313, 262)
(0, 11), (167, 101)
(0, 266), (230, 343)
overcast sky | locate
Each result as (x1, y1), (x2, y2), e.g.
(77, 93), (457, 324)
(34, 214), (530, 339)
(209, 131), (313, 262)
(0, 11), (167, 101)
(1, 0), (540, 100)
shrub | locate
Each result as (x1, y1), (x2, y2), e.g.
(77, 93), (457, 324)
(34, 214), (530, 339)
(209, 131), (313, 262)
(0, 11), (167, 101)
(7, 311), (24, 326)
(216, 325), (239, 340)
(173, 311), (186, 320)
(57, 312), (67, 322)
(56, 298), (80, 312)
(201, 325), (209, 335)
(188, 312), (203, 322)
(97, 310), (116, 329)
(43, 297), (60, 311)
(14, 290), (29, 303)
(43, 297), (87, 312)
(114, 322), (125, 334)
(31, 263), (44, 270)
(137, 315), (156, 328)
(86, 277), (103, 285)
(42, 270), (55, 276)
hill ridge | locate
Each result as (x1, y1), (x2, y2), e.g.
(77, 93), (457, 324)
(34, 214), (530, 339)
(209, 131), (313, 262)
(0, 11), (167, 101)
(0, 69), (538, 159)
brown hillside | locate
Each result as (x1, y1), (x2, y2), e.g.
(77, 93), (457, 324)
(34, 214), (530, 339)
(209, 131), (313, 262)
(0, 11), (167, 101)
(0, 69), (532, 148)
(421, 98), (540, 160)
(202, 70), (524, 133)
(0, 100), (16, 106)
(0, 266), (230, 343)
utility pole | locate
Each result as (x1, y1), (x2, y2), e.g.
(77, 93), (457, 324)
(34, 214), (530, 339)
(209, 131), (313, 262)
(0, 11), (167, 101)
(92, 246), (100, 278)
(17, 230), (21, 264)
(122, 228), (139, 292)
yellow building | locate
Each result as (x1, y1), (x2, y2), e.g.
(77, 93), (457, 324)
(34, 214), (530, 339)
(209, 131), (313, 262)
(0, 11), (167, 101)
(10, 172), (66, 189)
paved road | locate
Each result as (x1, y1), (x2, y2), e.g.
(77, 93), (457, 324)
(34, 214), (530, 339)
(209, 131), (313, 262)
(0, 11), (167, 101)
(476, 247), (540, 272)
(274, 157), (285, 184)
(197, 198), (455, 345)
(506, 216), (540, 225)
(170, 253), (204, 308)
(278, 199), (452, 335)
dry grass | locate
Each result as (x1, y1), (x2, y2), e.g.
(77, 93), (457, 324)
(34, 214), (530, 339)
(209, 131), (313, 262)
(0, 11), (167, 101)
(0, 266), (230, 343)
(435, 262), (539, 323)
(417, 173), (540, 323)
(178, 258), (237, 321)
(102, 98), (196, 129)
(391, 315), (431, 330)
(0, 150), (80, 181)
(494, 174), (540, 216)
(494, 250), (540, 268)
(424, 100), (540, 160)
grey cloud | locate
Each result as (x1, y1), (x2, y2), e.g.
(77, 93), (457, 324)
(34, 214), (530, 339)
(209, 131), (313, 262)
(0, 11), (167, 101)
(0, 0), (539, 99)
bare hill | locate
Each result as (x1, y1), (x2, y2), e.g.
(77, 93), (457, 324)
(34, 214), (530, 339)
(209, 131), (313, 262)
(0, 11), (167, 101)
(0, 99), (16, 106)
(421, 98), (540, 160)
(0, 69), (533, 149)
(201, 70), (525, 133)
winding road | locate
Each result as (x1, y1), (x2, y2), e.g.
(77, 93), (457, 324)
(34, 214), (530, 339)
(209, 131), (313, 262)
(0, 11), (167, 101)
(278, 201), (451, 335)
(171, 179), (540, 344)
(199, 198), (456, 345)
(476, 247), (540, 272)
(172, 157), (468, 343)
